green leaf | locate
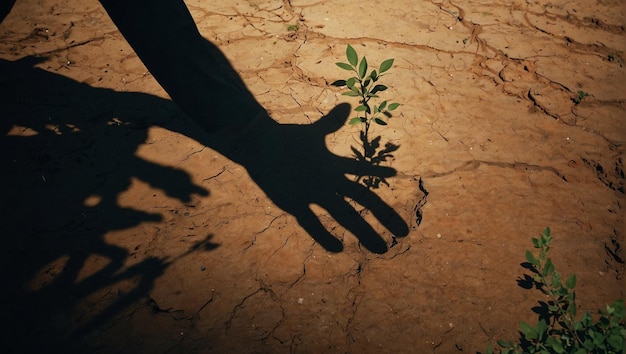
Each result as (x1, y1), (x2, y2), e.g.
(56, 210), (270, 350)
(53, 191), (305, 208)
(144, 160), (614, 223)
(374, 118), (387, 125)
(371, 84), (388, 94)
(609, 299), (624, 319)
(573, 349), (587, 354)
(348, 117), (363, 125)
(548, 304), (559, 312)
(388, 102), (401, 111)
(569, 301), (577, 317)
(358, 56), (368, 79)
(551, 272), (561, 287)
(336, 62), (354, 71)
(593, 334), (605, 347)
(342, 91), (360, 97)
(556, 286), (568, 296)
(520, 321), (537, 339)
(331, 79), (346, 87)
(346, 77), (357, 89)
(543, 258), (555, 275)
(497, 340), (513, 348)
(346, 45), (358, 67)
(370, 69), (378, 81)
(545, 337), (564, 353)
(379, 101), (387, 111)
(599, 316), (611, 328)
(525, 250), (539, 265)
(532, 237), (540, 248)
(565, 274), (577, 289)
(607, 334), (624, 350)
(541, 227), (552, 244)
(355, 105), (367, 112)
(536, 319), (548, 337)
(485, 344), (493, 354)
(380, 58), (394, 73)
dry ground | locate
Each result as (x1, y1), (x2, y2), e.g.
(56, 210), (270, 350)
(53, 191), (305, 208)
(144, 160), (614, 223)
(1, 0), (624, 353)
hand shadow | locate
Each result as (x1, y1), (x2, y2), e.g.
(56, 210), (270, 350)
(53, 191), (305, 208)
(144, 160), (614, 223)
(98, 0), (410, 253)
(207, 104), (410, 254)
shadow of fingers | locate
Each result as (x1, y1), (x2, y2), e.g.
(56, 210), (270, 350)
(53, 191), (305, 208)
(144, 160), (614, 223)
(296, 207), (344, 253)
(342, 180), (409, 238)
(320, 195), (389, 254)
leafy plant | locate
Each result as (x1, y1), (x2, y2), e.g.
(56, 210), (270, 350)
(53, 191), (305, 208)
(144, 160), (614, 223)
(487, 227), (625, 354)
(331, 45), (402, 189)
(331, 44), (401, 135)
(573, 90), (589, 105)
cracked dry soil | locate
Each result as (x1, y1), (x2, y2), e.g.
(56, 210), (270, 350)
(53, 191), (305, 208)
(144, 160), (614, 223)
(1, 0), (624, 353)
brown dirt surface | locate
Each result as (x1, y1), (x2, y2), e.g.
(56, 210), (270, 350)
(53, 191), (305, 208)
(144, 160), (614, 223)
(1, 0), (624, 353)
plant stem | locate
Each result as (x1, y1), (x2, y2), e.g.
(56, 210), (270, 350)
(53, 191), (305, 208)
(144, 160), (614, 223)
(536, 256), (583, 345)
(358, 77), (371, 140)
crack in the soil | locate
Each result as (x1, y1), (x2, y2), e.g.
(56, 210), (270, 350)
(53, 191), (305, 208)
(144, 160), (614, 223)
(243, 213), (284, 251)
(424, 159), (567, 181)
(181, 146), (206, 161)
(223, 279), (285, 344)
(196, 288), (216, 314)
(605, 228), (624, 280)
(582, 157), (625, 193)
(343, 258), (367, 347)
(224, 287), (263, 333)
(202, 165), (232, 182)
(414, 177), (429, 227)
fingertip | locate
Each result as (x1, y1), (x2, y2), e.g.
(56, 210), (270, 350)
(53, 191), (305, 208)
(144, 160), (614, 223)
(389, 218), (409, 238)
(296, 210), (344, 252)
(333, 102), (351, 115)
(316, 103), (351, 132)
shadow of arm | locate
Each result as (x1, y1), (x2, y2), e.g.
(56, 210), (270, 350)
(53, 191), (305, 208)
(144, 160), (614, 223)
(99, 0), (266, 132)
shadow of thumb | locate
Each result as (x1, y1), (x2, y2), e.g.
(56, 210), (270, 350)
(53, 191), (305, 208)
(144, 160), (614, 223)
(314, 103), (351, 132)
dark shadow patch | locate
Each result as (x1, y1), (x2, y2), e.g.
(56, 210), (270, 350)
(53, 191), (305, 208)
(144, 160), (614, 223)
(0, 56), (212, 353)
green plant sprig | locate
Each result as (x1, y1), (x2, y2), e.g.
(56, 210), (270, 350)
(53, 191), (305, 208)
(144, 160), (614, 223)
(527, 227), (580, 342)
(331, 45), (400, 134)
(488, 227), (625, 354)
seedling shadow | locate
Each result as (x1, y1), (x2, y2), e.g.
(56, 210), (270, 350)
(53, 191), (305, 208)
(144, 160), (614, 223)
(352, 129), (400, 189)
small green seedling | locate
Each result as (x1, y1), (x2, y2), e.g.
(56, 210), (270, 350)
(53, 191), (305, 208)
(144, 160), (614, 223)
(331, 45), (401, 136)
(573, 90), (588, 105)
(331, 45), (402, 189)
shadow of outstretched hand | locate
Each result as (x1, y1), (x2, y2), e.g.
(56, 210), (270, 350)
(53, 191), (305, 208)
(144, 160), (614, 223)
(97, 0), (408, 253)
(210, 104), (409, 253)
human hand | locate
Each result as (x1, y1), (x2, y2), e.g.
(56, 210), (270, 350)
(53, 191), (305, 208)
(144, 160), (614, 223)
(211, 103), (409, 253)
